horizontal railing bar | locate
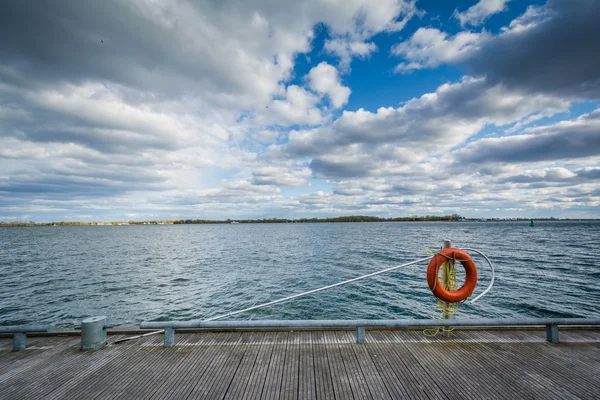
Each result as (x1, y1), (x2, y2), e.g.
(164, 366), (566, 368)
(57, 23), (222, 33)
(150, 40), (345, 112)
(0, 325), (51, 333)
(141, 318), (600, 330)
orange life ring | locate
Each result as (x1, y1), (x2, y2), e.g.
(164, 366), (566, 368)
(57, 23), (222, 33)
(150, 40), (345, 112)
(426, 248), (477, 303)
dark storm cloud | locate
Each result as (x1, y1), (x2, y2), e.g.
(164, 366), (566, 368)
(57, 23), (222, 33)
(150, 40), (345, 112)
(455, 110), (600, 165)
(0, 162), (169, 196)
(13, 124), (177, 155)
(0, 78), (196, 156)
(310, 156), (374, 179)
(465, 0), (600, 99)
(0, 0), (241, 96)
(576, 168), (600, 180)
(497, 167), (600, 189)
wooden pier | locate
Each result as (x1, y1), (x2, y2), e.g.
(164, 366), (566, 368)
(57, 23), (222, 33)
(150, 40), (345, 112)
(1, 328), (599, 399)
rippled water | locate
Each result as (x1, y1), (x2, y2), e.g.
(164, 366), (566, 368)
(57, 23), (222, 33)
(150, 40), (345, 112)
(1, 222), (599, 327)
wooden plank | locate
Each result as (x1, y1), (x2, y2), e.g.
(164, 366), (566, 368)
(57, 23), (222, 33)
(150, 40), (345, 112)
(259, 331), (288, 400)
(481, 341), (600, 399)
(199, 338), (248, 399)
(462, 331), (592, 398)
(311, 332), (335, 400)
(184, 332), (244, 399)
(351, 339), (391, 400)
(85, 334), (171, 399)
(453, 339), (577, 400)
(366, 331), (430, 400)
(326, 331), (355, 399)
(1, 329), (599, 400)
(155, 332), (230, 400)
(119, 334), (201, 400)
(3, 338), (124, 399)
(365, 343), (414, 399)
(381, 330), (450, 400)
(298, 331), (316, 400)
(408, 340), (517, 400)
(241, 332), (276, 400)
(280, 331), (300, 400)
(224, 332), (266, 400)
(0, 336), (77, 380)
(46, 336), (154, 400)
(334, 331), (370, 400)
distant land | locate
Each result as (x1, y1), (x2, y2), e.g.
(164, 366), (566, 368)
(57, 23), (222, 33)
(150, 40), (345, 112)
(0, 215), (594, 227)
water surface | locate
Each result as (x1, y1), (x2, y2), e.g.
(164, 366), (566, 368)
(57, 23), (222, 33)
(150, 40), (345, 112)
(1, 221), (599, 327)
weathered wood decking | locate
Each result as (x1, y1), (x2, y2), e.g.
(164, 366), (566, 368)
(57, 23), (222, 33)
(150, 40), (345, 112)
(1, 329), (599, 399)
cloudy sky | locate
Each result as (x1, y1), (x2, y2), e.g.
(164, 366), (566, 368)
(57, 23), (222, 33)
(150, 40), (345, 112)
(1, 0), (599, 222)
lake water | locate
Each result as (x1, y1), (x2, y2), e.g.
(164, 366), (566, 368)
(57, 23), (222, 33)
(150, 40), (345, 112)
(1, 221), (599, 327)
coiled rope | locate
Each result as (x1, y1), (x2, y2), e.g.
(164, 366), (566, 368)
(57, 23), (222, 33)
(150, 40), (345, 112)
(424, 253), (459, 337)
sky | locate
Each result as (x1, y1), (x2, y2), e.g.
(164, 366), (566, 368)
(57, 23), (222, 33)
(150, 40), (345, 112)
(1, 0), (599, 222)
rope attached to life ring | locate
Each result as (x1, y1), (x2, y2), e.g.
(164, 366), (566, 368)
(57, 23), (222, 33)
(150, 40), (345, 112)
(423, 248), (478, 337)
(423, 252), (460, 337)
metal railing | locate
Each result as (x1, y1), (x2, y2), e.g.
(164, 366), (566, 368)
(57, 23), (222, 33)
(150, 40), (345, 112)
(140, 318), (600, 346)
(0, 325), (52, 351)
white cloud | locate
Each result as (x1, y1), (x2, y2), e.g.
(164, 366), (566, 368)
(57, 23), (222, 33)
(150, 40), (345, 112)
(455, 0), (511, 27)
(392, 28), (486, 73)
(394, 0), (600, 101)
(1, 0), (599, 220)
(453, 109), (600, 165)
(286, 77), (569, 169)
(306, 62), (351, 108)
(260, 85), (324, 126)
(502, 4), (548, 33)
(324, 39), (377, 69)
(251, 166), (311, 187)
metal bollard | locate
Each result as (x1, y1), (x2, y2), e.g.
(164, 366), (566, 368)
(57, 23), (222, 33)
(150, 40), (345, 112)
(81, 316), (107, 351)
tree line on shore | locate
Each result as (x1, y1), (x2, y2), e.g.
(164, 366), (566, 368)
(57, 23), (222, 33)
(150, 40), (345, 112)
(0, 215), (573, 227)
(173, 215), (464, 224)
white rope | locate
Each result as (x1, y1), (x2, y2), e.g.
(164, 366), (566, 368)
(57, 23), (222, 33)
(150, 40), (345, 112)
(460, 248), (495, 304)
(208, 247), (494, 321)
(207, 256), (432, 321)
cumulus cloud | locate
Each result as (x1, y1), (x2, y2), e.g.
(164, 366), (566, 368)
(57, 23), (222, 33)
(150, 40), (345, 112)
(392, 28), (486, 73)
(324, 39), (377, 69)
(454, 0), (512, 27)
(454, 109), (600, 165)
(261, 85), (324, 126)
(306, 62), (351, 108)
(268, 77), (597, 217)
(251, 166), (311, 187)
(394, 0), (600, 99)
(1, 0), (599, 220)
(286, 77), (569, 170)
(466, 0), (600, 99)
(0, 0), (420, 220)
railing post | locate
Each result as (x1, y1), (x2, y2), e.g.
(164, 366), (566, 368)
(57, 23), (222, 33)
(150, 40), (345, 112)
(443, 239), (452, 338)
(13, 333), (27, 351)
(546, 324), (559, 343)
(356, 326), (365, 344)
(164, 327), (175, 347)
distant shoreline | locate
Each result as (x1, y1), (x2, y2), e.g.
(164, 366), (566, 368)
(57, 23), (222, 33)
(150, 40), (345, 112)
(1, 215), (595, 227)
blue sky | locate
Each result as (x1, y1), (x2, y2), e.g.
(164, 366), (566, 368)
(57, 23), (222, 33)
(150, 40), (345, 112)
(1, 0), (599, 221)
